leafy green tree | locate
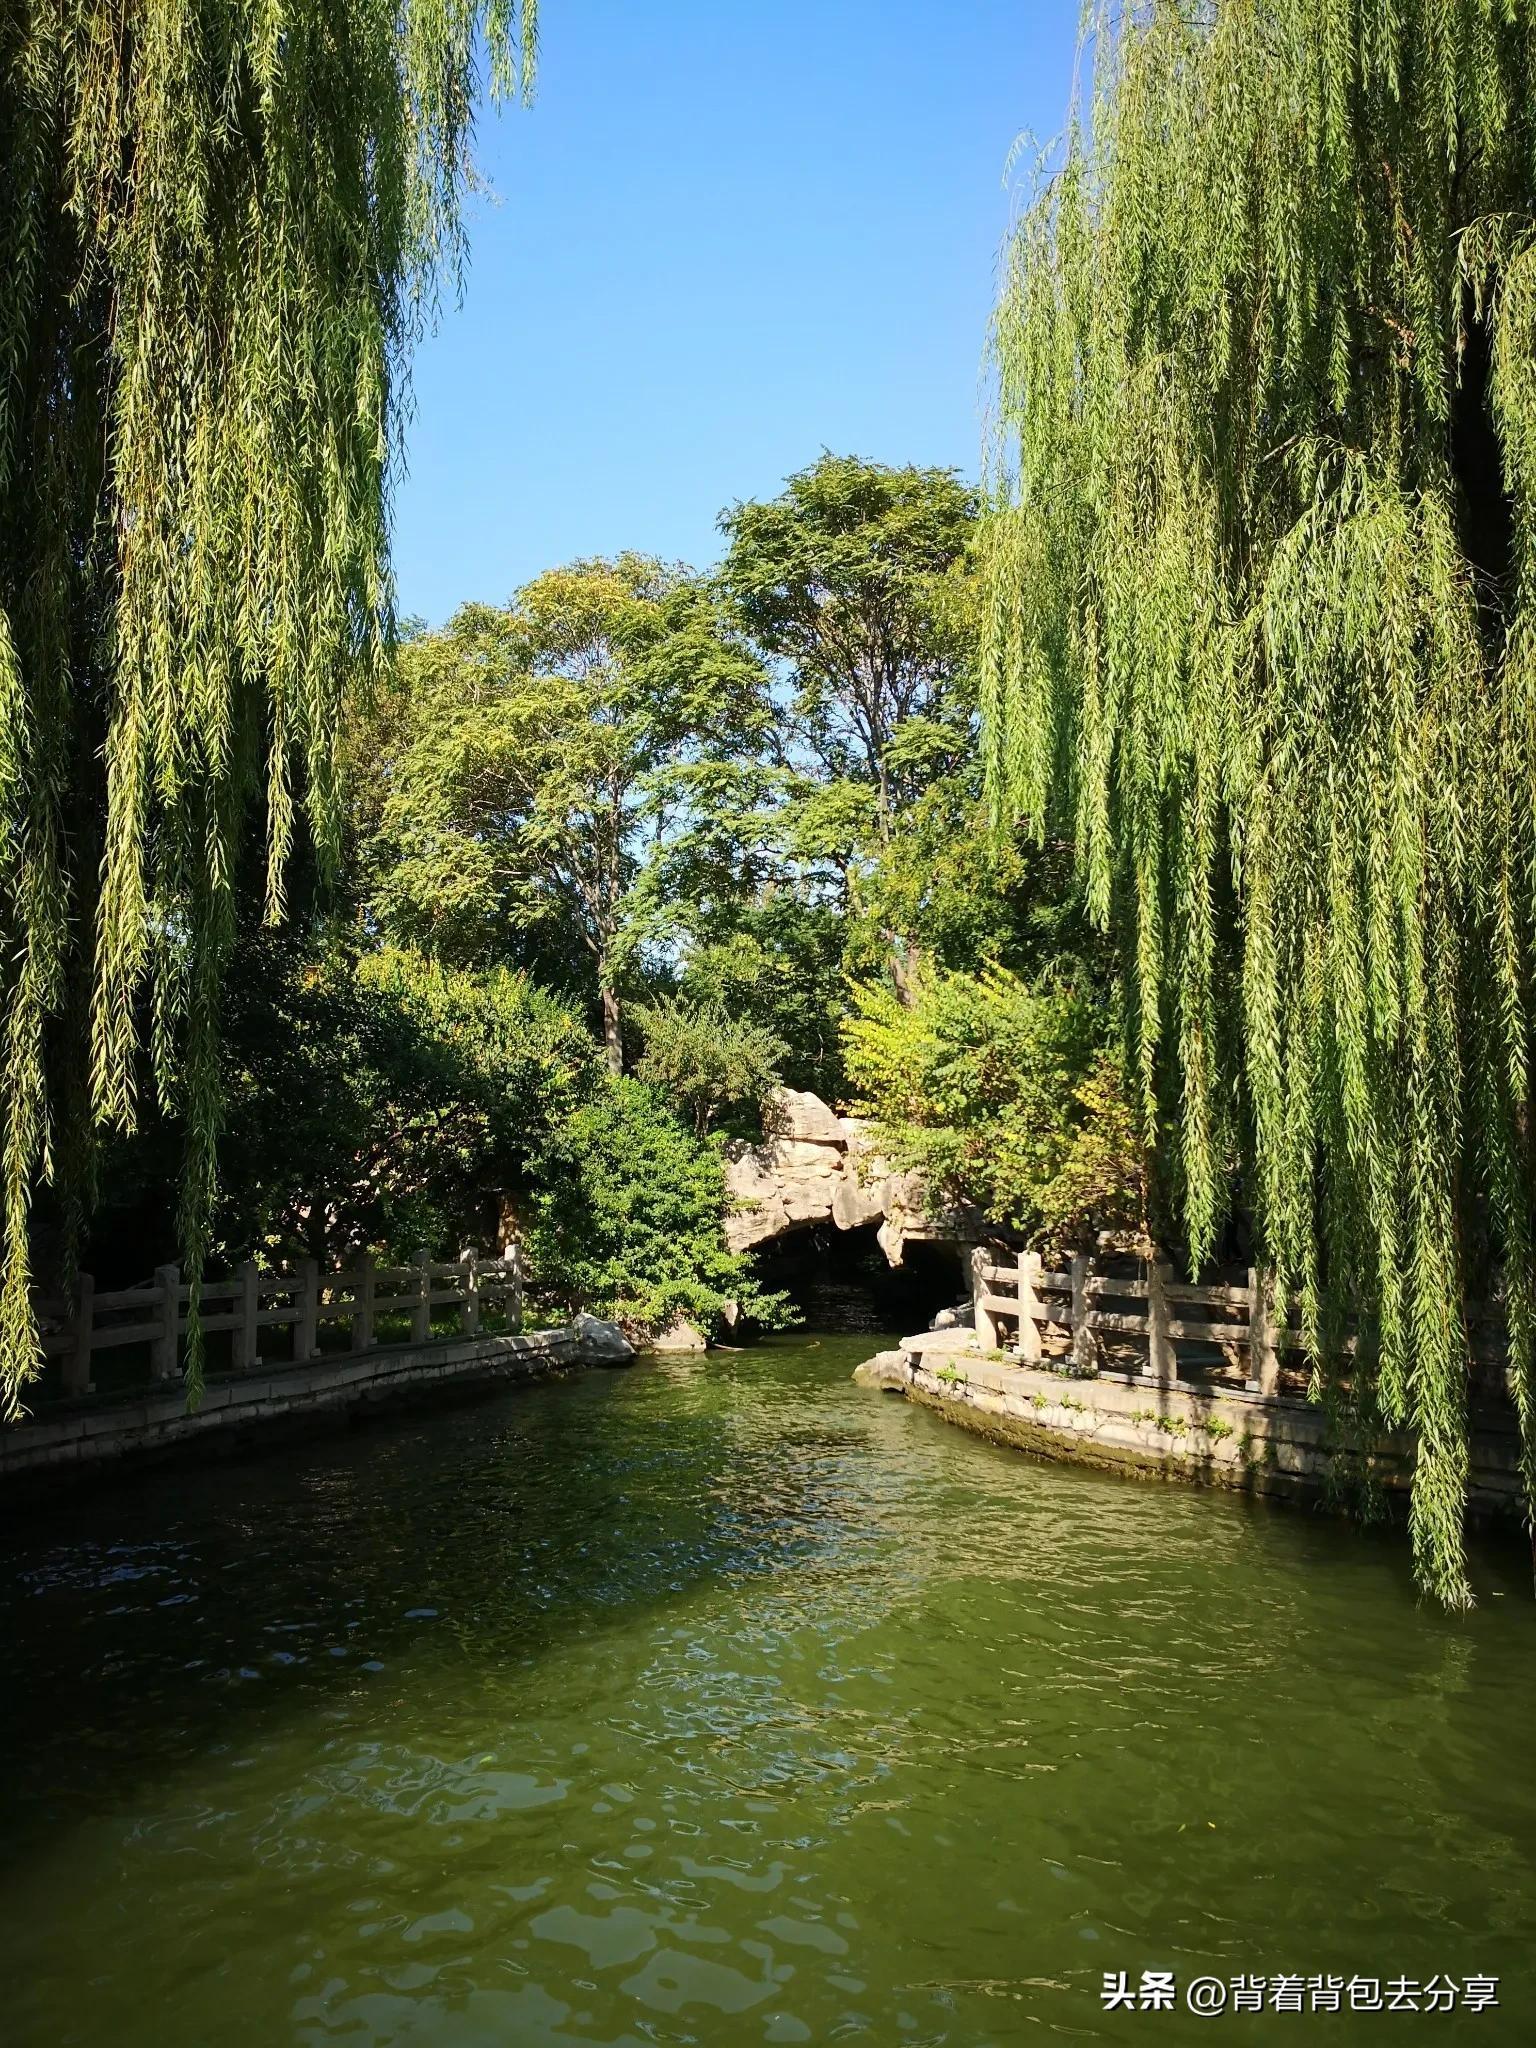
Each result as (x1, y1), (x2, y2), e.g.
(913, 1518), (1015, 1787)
(982, 0), (1536, 1601)
(692, 456), (993, 1074)
(633, 998), (786, 1139)
(843, 966), (1144, 1249)
(88, 940), (594, 1279)
(525, 1076), (794, 1338)
(671, 903), (849, 1103)
(353, 557), (770, 1069)
(91, 936), (795, 1347)
(720, 454), (978, 839)
(622, 751), (851, 1098)
(715, 456), (1079, 1024)
(0, 2), (536, 1409)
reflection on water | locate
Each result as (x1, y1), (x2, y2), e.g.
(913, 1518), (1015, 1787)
(1, 1338), (1533, 2046)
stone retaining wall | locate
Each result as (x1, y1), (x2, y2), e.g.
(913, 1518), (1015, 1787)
(0, 1325), (590, 1485)
(858, 1330), (1524, 1521)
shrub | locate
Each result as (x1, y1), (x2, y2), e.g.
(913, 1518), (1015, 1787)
(842, 964), (1144, 1247)
(220, 944), (595, 1265)
(632, 997), (785, 1139)
(525, 1075), (794, 1338)
(88, 938), (595, 1279)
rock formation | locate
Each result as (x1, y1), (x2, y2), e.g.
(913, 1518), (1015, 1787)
(571, 1314), (636, 1365)
(725, 1088), (978, 1266)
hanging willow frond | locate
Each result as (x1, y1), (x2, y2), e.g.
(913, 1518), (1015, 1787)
(982, 0), (1536, 1606)
(0, 2), (535, 1416)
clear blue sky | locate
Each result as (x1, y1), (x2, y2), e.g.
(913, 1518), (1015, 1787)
(393, 0), (1080, 626)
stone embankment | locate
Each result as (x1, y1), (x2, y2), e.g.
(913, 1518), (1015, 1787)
(725, 1088), (977, 1265)
(856, 1327), (1524, 1521)
(0, 1316), (635, 1487)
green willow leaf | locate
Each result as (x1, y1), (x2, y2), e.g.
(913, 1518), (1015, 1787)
(983, 0), (1536, 1606)
(0, 2), (535, 1415)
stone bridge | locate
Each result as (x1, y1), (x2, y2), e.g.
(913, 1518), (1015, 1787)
(725, 1090), (979, 1266)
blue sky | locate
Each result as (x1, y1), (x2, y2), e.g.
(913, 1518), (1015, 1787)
(393, 0), (1080, 626)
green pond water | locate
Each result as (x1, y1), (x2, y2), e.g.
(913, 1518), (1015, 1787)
(1, 1336), (1534, 2047)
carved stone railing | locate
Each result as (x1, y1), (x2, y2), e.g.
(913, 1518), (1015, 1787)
(34, 1244), (524, 1399)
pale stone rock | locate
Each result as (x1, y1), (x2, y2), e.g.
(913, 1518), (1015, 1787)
(767, 1138), (845, 1174)
(930, 1302), (975, 1331)
(772, 1088), (845, 1142)
(832, 1174), (886, 1231)
(721, 1098), (964, 1271)
(852, 1348), (909, 1390)
(725, 1147), (780, 1201)
(887, 1169), (931, 1214)
(725, 1194), (789, 1252)
(782, 1180), (834, 1224)
(651, 1317), (708, 1352)
(900, 1325), (984, 1362)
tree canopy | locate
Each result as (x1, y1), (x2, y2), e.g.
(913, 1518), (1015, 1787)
(632, 998), (786, 1140)
(720, 454), (978, 841)
(0, 0), (536, 1411)
(981, 0), (1536, 1603)
(712, 454), (1016, 1017)
(843, 965), (1144, 1251)
(351, 557), (771, 1069)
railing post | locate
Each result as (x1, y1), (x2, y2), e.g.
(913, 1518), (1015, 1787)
(296, 1257), (319, 1362)
(64, 1272), (95, 1397)
(1144, 1257), (1175, 1386)
(462, 1248), (480, 1336)
(505, 1240), (524, 1334)
(1247, 1266), (1280, 1397)
(1070, 1252), (1095, 1375)
(412, 1247), (431, 1344)
(237, 1259), (260, 1369)
(1016, 1249), (1043, 1363)
(152, 1263), (180, 1380)
(350, 1253), (375, 1355)
(970, 1246), (997, 1350)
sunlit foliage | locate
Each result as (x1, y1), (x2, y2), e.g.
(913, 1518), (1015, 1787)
(350, 558), (771, 1071)
(526, 1076), (795, 1339)
(982, 0), (1536, 1601)
(632, 998), (786, 1140)
(843, 965), (1144, 1250)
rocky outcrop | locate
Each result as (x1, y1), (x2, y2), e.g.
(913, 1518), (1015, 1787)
(725, 1088), (978, 1266)
(851, 1348), (909, 1390)
(930, 1302), (975, 1331)
(650, 1317), (708, 1353)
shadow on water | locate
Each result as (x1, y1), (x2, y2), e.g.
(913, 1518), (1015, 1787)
(752, 1223), (964, 1333)
(1, 1342), (951, 1872)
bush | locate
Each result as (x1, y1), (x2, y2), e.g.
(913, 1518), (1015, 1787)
(220, 944), (597, 1265)
(83, 938), (596, 1281)
(91, 940), (792, 1340)
(842, 964), (1144, 1248)
(632, 997), (785, 1139)
(525, 1075), (794, 1338)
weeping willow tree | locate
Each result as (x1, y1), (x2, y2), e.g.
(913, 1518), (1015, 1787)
(0, 2), (536, 1414)
(982, 0), (1536, 1604)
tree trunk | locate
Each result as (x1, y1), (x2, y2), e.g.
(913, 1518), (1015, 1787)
(601, 984), (623, 1074)
(887, 933), (918, 1007)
